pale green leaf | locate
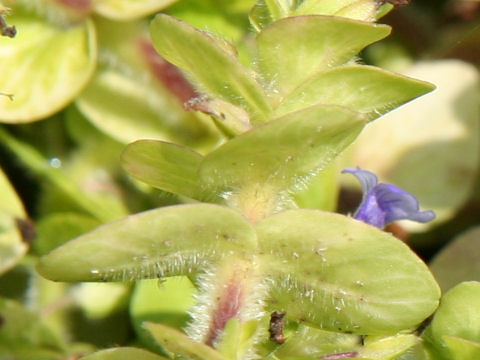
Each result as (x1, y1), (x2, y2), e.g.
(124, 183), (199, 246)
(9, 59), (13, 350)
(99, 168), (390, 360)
(425, 282), (480, 358)
(0, 10), (96, 123)
(216, 319), (259, 360)
(430, 226), (480, 292)
(442, 336), (480, 360)
(358, 334), (420, 359)
(255, 16), (390, 103)
(199, 105), (366, 196)
(150, 14), (271, 124)
(37, 204), (256, 282)
(255, 210), (440, 334)
(81, 347), (168, 360)
(144, 322), (228, 360)
(121, 140), (204, 200)
(275, 65), (434, 119)
(0, 167), (28, 275)
(93, 0), (179, 20)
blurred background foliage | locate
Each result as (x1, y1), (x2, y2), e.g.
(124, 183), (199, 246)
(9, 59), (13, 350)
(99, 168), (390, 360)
(0, 0), (478, 359)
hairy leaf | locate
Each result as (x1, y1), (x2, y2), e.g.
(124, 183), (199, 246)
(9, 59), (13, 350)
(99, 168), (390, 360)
(275, 65), (435, 119)
(121, 140), (204, 200)
(37, 204), (256, 282)
(199, 105), (366, 196)
(150, 14), (271, 124)
(256, 210), (440, 334)
(255, 16), (390, 103)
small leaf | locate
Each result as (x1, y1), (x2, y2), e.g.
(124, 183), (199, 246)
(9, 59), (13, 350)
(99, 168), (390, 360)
(255, 209), (440, 334)
(37, 204), (256, 282)
(275, 65), (435, 119)
(0, 9), (96, 123)
(199, 105), (366, 196)
(255, 16), (390, 103)
(150, 14), (271, 124)
(80, 347), (168, 360)
(130, 277), (197, 353)
(358, 334), (420, 359)
(144, 322), (228, 360)
(93, 0), (179, 20)
(216, 319), (259, 360)
(425, 282), (480, 359)
(121, 140), (204, 200)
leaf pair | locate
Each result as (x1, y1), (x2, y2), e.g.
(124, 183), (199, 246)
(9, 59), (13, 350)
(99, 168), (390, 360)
(38, 204), (440, 335)
(121, 104), (367, 206)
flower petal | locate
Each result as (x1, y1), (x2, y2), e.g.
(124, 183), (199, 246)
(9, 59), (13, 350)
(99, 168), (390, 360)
(344, 167), (435, 228)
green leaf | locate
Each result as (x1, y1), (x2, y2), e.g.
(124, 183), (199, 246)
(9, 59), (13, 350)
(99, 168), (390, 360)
(255, 209), (440, 334)
(275, 65), (435, 119)
(144, 322), (228, 360)
(76, 18), (213, 146)
(80, 347), (168, 360)
(130, 277), (197, 353)
(121, 140), (204, 199)
(33, 213), (101, 256)
(0, 167), (28, 275)
(359, 334), (420, 359)
(271, 324), (360, 358)
(429, 226), (480, 293)
(216, 319), (259, 360)
(255, 16), (390, 103)
(150, 14), (271, 124)
(0, 9), (96, 123)
(442, 336), (480, 360)
(93, 0), (179, 20)
(37, 204), (256, 282)
(199, 105), (366, 197)
(425, 282), (480, 359)
(293, 0), (380, 21)
(0, 297), (65, 355)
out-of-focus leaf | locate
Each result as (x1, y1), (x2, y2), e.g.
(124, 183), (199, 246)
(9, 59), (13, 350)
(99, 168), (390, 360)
(93, 0), (179, 20)
(80, 347), (168, 360)
(130, 277), (196, 353)
(442, 336), (480, 360)
(0, 127), (120, 223)
(76, 18), (214, 147)
(199, 105), (366, 203)
(0, 167), (28, 275)
(0, 297), (65, 356)
(352, 60), (479, 229)
(275, 65), (434, 119)
(121, 140), (204, 200)
(37, 204), (256, 282)
(72, 282), (131, 319)
(425, 281), (480, 359)
(0, 8), (96, 123)
(144, 322), (228, 360)
(256, 210), (440, 334)
(430, 226), (480, 292)
(255, 16), (390, 103)
(150, 14), (271, 124)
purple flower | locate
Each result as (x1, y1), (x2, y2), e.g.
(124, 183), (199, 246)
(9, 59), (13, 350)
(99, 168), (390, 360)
(342, 167), (435, 229)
